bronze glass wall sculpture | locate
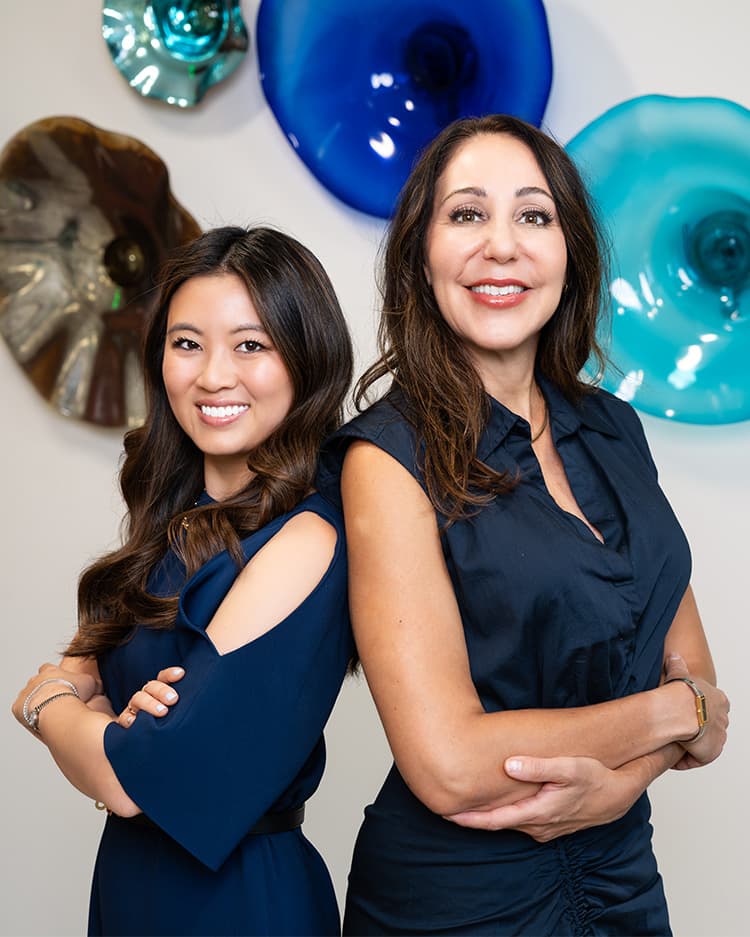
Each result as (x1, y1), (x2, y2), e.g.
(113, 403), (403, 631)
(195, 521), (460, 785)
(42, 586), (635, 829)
(0, 116), (201, 427)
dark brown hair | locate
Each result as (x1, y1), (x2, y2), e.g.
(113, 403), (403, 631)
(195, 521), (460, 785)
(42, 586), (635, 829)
(357, 114), (608, 520)
(68, 226), (353, 657)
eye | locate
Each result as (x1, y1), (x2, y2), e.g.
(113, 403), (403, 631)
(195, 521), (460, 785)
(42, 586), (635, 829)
(236, 339), (265, 353)
(448, 205), (485, 225)
(519, 208), (554, 227)
(171, 337), (201, 351)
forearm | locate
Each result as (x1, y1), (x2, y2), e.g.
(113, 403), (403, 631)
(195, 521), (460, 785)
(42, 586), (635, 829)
(616, 741), (684, 794)
(36, 696), (140, 816)
(446, 742), (686, 837)
(398, 682), (696, 815)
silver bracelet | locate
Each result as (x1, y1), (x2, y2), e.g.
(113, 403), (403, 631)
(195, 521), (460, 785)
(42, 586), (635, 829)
(22, 678), (80, 728)
(26, 691), (79, 733)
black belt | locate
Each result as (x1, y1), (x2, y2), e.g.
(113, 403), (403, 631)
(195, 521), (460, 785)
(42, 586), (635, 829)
(121, 803), (305, 836)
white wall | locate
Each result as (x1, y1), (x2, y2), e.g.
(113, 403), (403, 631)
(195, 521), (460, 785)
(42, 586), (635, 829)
(1, 2), (747, 934)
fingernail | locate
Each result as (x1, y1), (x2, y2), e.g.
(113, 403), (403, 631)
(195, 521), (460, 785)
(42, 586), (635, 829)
(506, 758), (523, 774)
(156, 703), (167, 713)
(668, 654), (682, 661)
(165, 691), (177, 702)
(171, 668), (184, 676)
(125, 714), (134, 725)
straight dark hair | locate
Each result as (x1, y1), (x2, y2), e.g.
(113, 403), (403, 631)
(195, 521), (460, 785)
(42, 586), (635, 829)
(357, 114), (609, 521)
(68, 226), (353, 657)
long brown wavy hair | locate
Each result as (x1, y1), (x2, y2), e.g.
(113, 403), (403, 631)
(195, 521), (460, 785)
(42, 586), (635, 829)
(357, 114), (609, 521)
(68, 226), (353, 657)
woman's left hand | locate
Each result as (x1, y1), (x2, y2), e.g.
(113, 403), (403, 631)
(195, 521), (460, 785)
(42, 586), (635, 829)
(445, 755), (639, 841)
(116, 666), (185, 728)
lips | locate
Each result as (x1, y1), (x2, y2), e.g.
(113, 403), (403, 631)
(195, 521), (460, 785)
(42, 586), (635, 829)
(468, 279), (529, 307)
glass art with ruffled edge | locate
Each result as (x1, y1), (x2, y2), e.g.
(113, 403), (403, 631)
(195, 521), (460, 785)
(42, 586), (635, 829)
(567, 95), (750, 424)
(256, 0), (552, 218)
(103, 0), (248, 107)
(0, 116), (201, 427)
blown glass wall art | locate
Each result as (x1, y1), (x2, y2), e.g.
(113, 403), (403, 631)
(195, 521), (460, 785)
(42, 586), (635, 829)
(257, 0), (552, 218)
(567, 95), (750, 424)
(103, 0), (249, 107)
(0, 116), (201, 427)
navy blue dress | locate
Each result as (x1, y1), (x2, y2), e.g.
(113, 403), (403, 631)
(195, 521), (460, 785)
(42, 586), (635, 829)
(88, 493), (352, 937)
(317, 378), (691, 936)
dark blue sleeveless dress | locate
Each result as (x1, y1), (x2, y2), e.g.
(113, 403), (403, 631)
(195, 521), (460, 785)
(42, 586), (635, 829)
(88, 493), (352, 937)
(317, 378), (691, 936)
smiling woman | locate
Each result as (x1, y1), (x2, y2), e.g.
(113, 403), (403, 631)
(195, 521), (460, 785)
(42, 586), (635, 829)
(162, 273), (295, 500)
(12, 226), (355, 936)
(317, 115), (729, 935)
(424, 133), (568, 399)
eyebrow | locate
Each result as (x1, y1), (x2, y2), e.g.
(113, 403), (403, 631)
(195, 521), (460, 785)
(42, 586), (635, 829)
(166, 322), (268, 336)
(439, 184), (554, 205)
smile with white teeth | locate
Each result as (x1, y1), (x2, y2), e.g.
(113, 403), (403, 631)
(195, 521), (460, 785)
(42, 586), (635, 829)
(470, 284), (526, 296)
(200, 404), (249, 418)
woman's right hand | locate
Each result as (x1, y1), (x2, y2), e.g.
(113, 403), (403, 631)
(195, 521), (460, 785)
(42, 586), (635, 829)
(117, 666), (185, 728)
(662, 654), (729, 767)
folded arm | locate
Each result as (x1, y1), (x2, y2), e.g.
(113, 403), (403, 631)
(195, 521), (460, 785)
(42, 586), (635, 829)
(12, 511), (340, 823)
(342, 441), (728, 817)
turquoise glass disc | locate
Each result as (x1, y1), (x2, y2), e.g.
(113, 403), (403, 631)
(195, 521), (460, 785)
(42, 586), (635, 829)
(567, 95), (750, 424)
(102, 0), (248, 107)
(256, 0), (552, 218)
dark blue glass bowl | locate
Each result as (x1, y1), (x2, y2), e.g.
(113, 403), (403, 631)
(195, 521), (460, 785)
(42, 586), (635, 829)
(567, 95), (750, 425)
(256, 0), (552, 218)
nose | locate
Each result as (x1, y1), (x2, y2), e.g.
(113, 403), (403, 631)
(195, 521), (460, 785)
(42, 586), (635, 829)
(482, 217), (519, 263)
(198, 347), (238, 391)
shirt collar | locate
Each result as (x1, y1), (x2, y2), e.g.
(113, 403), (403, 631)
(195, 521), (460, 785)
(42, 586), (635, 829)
(542, 375), (622, 439)
(477, 376), (621, 460)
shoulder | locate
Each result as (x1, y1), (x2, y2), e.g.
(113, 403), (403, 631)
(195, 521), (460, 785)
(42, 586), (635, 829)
(243, 509), (339, 594)
(244, 493), (344, 575)
(204, 498), (346, 655)
(317, 391), (423, 507)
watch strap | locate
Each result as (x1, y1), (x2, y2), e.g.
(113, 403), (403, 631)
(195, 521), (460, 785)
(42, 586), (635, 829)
(666, 676), (708, 742)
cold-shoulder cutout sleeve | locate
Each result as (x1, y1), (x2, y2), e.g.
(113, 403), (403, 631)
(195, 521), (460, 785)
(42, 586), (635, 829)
(102, 494), (352, 871)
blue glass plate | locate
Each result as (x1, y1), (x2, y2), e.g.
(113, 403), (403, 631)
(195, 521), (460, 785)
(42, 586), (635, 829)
(567, 95), (750, 425)
(103, 0), (248, 107)
(256, 0), (552, 218)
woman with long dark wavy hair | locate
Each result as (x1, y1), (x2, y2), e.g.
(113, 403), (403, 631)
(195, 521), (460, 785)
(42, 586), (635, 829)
(13, 225), (354, 936)
(318, 115), (729, 935)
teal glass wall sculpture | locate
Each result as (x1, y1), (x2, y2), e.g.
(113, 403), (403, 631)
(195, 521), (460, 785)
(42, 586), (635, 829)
(567, 95), (750, 424)
(256, 0), (552, 219)
(103, 1), (248, 107)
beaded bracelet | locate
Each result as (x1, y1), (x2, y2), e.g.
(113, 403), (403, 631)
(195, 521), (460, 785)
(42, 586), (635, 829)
(25, 691), (79, 732)
(22, 678), (80, 729)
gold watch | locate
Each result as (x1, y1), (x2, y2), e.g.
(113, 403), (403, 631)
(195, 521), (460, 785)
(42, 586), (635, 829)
(666, 676), (708, 742)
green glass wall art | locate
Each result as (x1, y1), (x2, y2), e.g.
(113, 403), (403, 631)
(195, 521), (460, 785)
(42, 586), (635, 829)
(103, 0), (248, 107)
